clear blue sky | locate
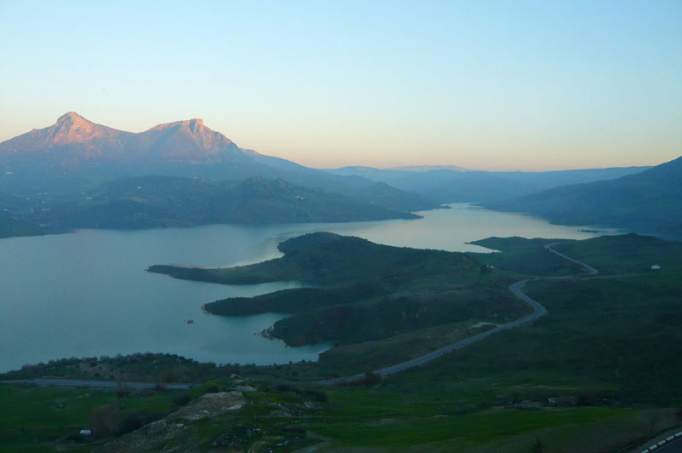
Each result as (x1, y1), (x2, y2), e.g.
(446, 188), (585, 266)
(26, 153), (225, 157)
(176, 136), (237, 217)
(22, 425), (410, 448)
(1, 0), (680, 170)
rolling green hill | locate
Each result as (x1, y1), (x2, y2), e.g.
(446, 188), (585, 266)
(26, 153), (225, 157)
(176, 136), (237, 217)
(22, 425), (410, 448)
(150, 232), (524, 354)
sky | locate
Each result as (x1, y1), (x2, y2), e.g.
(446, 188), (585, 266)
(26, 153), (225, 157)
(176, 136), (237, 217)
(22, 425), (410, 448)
(0, 1), (680, 170)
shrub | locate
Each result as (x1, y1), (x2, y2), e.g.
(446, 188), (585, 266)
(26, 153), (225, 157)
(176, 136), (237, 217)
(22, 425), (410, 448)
(173, 393), (192, 406)
(117, 411), (161, 435)
(301, 389), (328, 403)
(89, 404), (120, 438)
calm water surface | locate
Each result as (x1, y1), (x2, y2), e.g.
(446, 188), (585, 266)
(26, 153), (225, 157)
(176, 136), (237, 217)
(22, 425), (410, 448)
(0, 204), (612, 372)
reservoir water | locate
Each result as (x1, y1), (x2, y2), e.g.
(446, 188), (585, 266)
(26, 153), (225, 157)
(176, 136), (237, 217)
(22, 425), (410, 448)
(0, 204), (611, 372)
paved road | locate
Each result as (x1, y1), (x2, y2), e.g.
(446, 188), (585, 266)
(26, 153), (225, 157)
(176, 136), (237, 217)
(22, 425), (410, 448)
(655, 440), (682, 453)
(545, 242), (599, 275)
(638, 431), (682, 453)
(0, 378), (192, 390)
(321, 242), (595, 385)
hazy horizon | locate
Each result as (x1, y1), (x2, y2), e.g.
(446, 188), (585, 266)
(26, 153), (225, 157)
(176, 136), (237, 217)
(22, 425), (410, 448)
(1, 0), (681, 171)
(1, 110), (672, 172)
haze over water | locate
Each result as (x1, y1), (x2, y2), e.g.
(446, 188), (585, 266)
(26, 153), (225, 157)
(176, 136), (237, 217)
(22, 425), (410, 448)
(0, 204), (610, 372)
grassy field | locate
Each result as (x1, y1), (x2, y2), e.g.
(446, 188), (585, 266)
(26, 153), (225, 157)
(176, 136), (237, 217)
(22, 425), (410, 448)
(471, 234), (682, 277)
(469, 236), (582, 276)
(0, 384), (177, 452)
(4, 380), (676, 453)
(371, 272), (682, 406)
(551, 233), (682, 275)
(306, 392), (665, 452)
(293, 266), (682, 451)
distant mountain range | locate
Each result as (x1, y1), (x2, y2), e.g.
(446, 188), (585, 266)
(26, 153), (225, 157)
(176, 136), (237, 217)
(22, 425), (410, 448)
(489, 155), (682, 238)
(331, 165), (649, 204)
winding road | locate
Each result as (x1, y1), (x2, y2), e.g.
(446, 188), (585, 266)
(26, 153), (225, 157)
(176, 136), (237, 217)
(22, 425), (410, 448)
(321, 242), (597, 385)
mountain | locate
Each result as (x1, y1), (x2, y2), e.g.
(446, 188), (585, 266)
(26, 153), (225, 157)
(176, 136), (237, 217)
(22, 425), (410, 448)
(0, 112), (301, 187)
(0, 112), (129, 153)
(489, 156), (682, 237)
(38, 176), (417, 229)
(0, 113), (438, 213)
(331, 165), (649, 204)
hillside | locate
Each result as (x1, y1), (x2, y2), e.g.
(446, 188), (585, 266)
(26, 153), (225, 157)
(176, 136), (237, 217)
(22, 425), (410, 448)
(149, 232), (481, 286)
(150, 232), (523, 351)
(0, 212), (45, 238)
(38, 176), (417, 229)
(0, 192), (48, 238)
(489, 156), (682, 237)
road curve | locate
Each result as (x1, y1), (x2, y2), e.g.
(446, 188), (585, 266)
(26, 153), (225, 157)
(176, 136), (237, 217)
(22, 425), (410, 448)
(321, 242), (595, 385)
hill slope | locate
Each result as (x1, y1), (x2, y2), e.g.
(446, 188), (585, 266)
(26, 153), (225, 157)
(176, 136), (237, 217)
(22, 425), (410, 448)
(40, 176), (417, 229)
(489, 156), (682, 237)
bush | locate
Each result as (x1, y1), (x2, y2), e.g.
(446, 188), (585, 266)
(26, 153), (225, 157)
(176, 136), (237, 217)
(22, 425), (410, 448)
(117, 411), (161, 435)
(301, 389), (328, 403)
(173, 393), (192, 406)
(89, 404), (120, 438)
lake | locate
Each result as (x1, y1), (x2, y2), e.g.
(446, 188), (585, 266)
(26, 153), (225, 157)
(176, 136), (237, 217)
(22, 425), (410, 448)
(0, 204), (612, 372)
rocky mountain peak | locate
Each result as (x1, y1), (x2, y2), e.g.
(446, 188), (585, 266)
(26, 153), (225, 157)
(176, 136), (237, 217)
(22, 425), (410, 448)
(55, 111), (90, 126)
(47, 112), (115, 145)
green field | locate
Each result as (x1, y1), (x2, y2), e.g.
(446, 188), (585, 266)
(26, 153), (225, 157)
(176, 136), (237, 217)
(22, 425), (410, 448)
(0, 384), (177, 452)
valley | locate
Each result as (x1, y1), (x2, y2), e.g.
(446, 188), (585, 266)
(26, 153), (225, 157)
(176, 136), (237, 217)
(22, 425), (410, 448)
(3, 4), (680, 451)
